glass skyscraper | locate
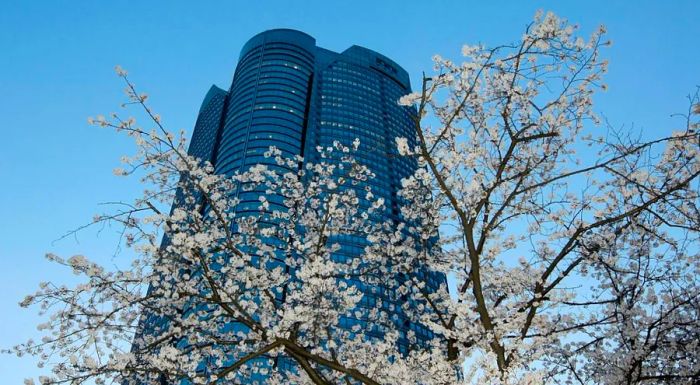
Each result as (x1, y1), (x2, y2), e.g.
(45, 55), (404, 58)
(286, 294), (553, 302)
(136, 29), (445, 383)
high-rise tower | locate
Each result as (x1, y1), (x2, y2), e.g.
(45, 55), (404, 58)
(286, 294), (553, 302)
(135, 29), (445, 383)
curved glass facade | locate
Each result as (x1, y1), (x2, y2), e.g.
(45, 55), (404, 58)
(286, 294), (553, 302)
(189, 85), (228, 164)
(310, 45), (441, 351)
(215, 30), (315, 216)
(138, 29), (446, 383)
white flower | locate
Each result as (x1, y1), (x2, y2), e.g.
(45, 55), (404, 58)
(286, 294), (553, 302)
(461, 44), (479, 57)
(692, 103), (700, 115)
(395, 137), (410, 155)
(112, 167), (127, 176)
(114, 65), (128, 76)
(398, 92), (421, 106)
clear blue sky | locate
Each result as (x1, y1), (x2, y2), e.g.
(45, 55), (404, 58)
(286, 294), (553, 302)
(1, 1), (698, 382)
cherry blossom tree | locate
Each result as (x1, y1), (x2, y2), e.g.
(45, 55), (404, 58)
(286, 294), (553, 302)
(11, 11), (700, 385)
(394, 10), (699, 385)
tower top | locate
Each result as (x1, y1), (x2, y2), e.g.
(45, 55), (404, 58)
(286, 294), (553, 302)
(238, 29), (411, 88)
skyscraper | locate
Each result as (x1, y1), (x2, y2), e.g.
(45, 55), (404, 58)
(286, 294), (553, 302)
(136, 29), (445, 383)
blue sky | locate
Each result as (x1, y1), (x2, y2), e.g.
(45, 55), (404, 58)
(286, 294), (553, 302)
(1, 1), (698, 382)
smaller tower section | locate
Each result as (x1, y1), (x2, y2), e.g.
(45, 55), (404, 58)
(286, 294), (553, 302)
(188, 85), (228, 164)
